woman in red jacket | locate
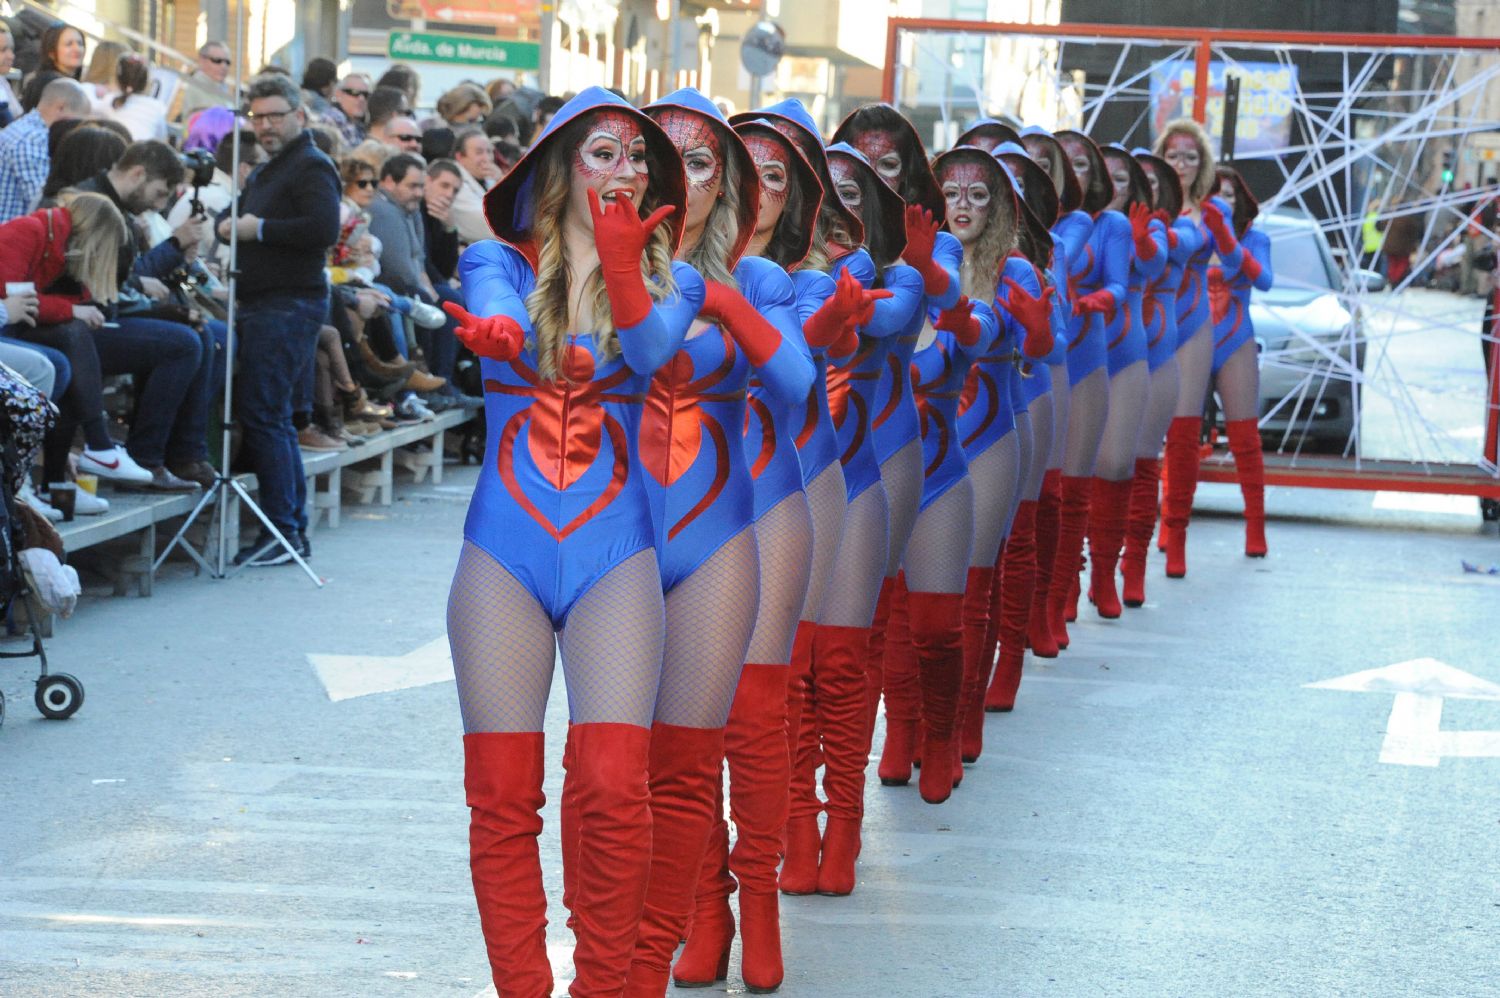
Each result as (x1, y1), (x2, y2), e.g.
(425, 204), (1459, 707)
(0, 192), (163, 494)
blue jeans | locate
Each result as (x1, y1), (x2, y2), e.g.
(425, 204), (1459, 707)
(0, 336), (70, 398)
(111, 316), (214, 467)
(424, 283), (463, 385)
(235, 292), (327, 536)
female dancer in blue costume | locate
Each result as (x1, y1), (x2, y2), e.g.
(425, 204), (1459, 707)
(783, 141), (924, 896)
(1154, 118), (1218, 578)
(674, 114), (861, 993)
(976, 145), (1066, 721)
(620, 89), (814, 996)
(1018, 127), (1092, 657)
(1044, 130), (1120, 647)
(1206, 165), (1273, 558)
(830, 106), (963, 793)
(1120, 150), (1200, 607)
(444, 87), (701, 998)
(1081, 144), (1167, 618)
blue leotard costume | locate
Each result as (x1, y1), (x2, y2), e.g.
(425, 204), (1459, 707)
(1210, 223), (1273, 372)
(1051, 209), (1100, 385)
(1176, 207), (1218, 345)
(825, 248), (926, 500)
(787, 268), (842, 485)
(1075, 209), (1135, 375)
(738, 256), (816, 518)
(642, 260), (813, 592)
(459, 242), (704, 626)
(1146, 215), (1202, 370)
(1016, 255), (1064, 406)
(871, 231), (963, 464)
(913, 302), (998, 511)
(1119, 213), (1168, 371)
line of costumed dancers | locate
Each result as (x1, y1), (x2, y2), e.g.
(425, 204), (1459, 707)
(443, 87), (1273, 998)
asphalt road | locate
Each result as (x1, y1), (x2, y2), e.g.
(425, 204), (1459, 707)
(3, 468), (1499, 998)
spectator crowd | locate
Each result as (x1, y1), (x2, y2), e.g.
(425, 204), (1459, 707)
(0, 15), (571, 566)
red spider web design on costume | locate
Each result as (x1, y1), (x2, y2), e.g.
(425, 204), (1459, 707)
(575, 110), (646, 182)
(483, 345), (643, 541)
(912, 342), (963, 478)
(742, 133), (790, 205)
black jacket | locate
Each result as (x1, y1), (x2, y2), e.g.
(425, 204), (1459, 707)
(233, 130), (341, 300)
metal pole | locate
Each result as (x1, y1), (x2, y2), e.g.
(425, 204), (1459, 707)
(1220, 73), (1241, 162)
(538, 0), (555, 94)
(669, 0), (682, 91)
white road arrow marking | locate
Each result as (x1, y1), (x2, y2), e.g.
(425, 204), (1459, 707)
(308, 637), (452, 702)
(1305, 658), (1500, 767)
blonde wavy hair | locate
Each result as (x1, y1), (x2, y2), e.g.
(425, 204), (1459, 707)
(797, 200), (859, 274)
(1153, 118), (1216, 204)
(523, 121), (678, 382)
(681, 149), (741, 289)
(58, 191), (129, 303)
(957, 193), (1017, 307)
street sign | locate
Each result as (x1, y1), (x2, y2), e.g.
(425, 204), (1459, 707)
(740, 20), (785, 78)
(1306, 658), (1500, 767)
(387, 0), (540, 31)
(388, 29), (541, 69)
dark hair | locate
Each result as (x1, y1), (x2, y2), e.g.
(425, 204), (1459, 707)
(340, 157), (375, 186)
(38, 23), (84, 79)
(1056, 130), (1113, 216)
(483, 111), (518, 141)
(246, 72), (302, 110)
(214, 129), (261, 175)
(302, 57), (338, 94)
(380, 153), (424, 184)
(1136, 154), (1183, 219)
(367, 85), (408, 128)
(536, 95), (565, 120)
(421, 126), (456, 162)
(20, 69), (63, 113)
(46, 117), (84, 157)
(453, 125), (487, 158)
(830, 151), (904, 269)
(307, 123), (339, 157)
(1214, 165), (1260, 235)
(832, 104), (945, 221)
(43, 124), (128, 199)
(111, 53), (150, 111)
(117, 139), (186, 186)
(376, 64), (420, 104)
(427, 157), (462, 182)
(1101, 147), (1149, 212)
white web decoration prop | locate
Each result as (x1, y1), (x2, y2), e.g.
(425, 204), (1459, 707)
(888, 22), (1500, 478)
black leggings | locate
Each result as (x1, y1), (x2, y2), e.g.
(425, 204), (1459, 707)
(5, 319), (113, 484)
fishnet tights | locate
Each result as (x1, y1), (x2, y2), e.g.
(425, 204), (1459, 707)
(797, 462), (848, 624)
(1025, 393), (1055, 499)
(656, 527), (760, 727)
(1173, 321), (1213, 418)
(967, 435), (1021, 569)
(448, 543), (666, 733)
(744, 492), (815, 665)
(879, 438), (924, 577)
(1096, 360), (1149, 481)
(1138, 357), (1179, 459)
(1213, 341), (1261, 422)
(1063, 366), (1109, 477)
(1014, 411), (1034, 526)
(1047, 362), (1072, 469)
(903, 477), (974, 595)
(819, 483), (889, 628)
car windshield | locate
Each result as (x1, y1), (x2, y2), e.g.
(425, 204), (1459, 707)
(1261, 217), (1336, 297)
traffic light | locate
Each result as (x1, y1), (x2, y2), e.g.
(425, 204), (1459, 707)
(1441, 149), (1455, 185)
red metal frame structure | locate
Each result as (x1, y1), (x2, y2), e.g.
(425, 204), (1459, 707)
(881, 18), (1500, 503)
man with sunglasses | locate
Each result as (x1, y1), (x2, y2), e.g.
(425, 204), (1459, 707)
(370, 112), (422, 155)
(322, 73), (371, 147)
(216, 73), (341, 566)
(177, 41), (233, 123)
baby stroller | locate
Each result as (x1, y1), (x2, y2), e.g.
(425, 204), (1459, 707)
(0, 441), (84, 727)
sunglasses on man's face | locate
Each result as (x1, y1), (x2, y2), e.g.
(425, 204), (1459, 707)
(352, 179), (377, 189)
(341, 88), (370, 99)
(392, 133), (421, 143)
(206, 55), (231, 66)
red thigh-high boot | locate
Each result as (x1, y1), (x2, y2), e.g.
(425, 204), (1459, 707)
(677, 666), (789, 989)
(1156, 457), (1170, 552)
(1121, 457), (1161, 608)
(958, 563), (996, 761)
(464, 733), (553, 998)
(909, 591), (964, 804)
(779, 622), (821, 896)
(863, 577), (896, 747)
(673, 777), (734, 989)
(1226, 419), (1268, 557)
(1029, 470), (1062, 658)
(1047, 476), (1092, 650)
(564, 723), (653, 998)
(624, 723), (725, 997)
(988, 500), (1039, 713)
(876, 575), (919, 787)
(813, 623), (874, 896)
(1161, 417), (1202, 578)
(1087, 477), (1133, 619)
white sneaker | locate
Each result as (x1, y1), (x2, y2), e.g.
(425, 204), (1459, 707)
(71, 488), (110, 515)
(79, 446), (153, 485)
(409, 300), (447, 329)
(17, 482), (63, 522)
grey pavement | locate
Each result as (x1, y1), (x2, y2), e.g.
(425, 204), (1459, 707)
(3, 468), (1499, 998)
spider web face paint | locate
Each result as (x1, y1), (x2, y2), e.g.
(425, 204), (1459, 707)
(655, 108), (723, 192)
(573, 110), (650, 186)
(939, 160), (992, 243)
(743, 132), (790, 205)
(828, 155), (863, 211)
(849, 127), (903, 186)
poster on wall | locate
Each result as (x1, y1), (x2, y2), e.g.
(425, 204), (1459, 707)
(1149, 60), (1299, 157)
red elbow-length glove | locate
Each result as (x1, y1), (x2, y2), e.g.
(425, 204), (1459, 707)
(699, 280), (781, 366)
(934, 295), (981, 346)
(1201, 200), (1238, 258)
(443, 302), (524, 361)
(902, 204), (951, 298)
(1072, 289), (1116, 320)
(588, 188), (676, 329)
(1000, 277), (1056, 361)
(1128, 202), (1158, 260)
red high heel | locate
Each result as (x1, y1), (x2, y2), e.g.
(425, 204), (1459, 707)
(813, 623), (874, 895)
(1226, 418), (1268, 557)
(877, 577), (919, 786)
(1121, 457), (1161, 607)
(909, 591), (964, 805)
(1162, 417), (1202, 578)
(1048, 476), (1092, 649)
(1087, 476), (1133, 619)
(1029, 471), (1062, 657)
